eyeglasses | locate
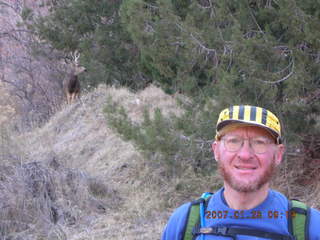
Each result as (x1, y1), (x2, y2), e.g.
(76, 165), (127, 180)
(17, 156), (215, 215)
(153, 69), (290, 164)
(221, 135), (274, 154)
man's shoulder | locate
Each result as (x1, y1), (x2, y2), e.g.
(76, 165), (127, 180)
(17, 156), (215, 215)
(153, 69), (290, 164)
(162, 192), (220, 240)
(269, 189), (289, 200)
(309, 207), (320, 236)
(161, 202), (191, 240)
(310, 206), (320, 219)
(310, 206), (320, 216)
(169, 202), (191, 219)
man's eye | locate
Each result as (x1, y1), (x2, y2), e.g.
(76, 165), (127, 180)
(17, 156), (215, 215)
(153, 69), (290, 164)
(252, 139), (267, 145)
(228, 138), (241, 144)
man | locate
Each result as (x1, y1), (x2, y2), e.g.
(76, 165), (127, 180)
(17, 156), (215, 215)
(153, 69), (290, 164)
(162, 105), (320, 240)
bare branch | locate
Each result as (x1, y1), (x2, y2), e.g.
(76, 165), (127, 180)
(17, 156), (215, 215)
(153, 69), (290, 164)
(0, 0), (23, 15)
(1, 77), (28, 100)
(190, 33), (216, 53)
(180, 134), (213, 144)
(175, 22), (223, 67)
(273, 60), (293, 75)
(197, 0), (215, 18)
(0, 29), (37, 37)
(143, 2), (159, 9)
(144, 22), (155, 33)
(261, 57), (295, 84)
(0, 1), (16, 11)
(247, 4), (268, 42)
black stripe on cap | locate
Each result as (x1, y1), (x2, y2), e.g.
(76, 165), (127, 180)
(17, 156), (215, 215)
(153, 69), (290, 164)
(229, 106), (233, 119)
(262, 108), (268, 125)
(250, 106), (257, 121)
(238, 105), (244, 120)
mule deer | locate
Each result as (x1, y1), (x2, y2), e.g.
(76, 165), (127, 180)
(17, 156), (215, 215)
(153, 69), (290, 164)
(65, 51), (86, 104)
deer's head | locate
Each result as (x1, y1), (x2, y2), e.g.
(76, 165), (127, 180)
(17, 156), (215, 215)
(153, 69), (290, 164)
(65, 50), (87, 75)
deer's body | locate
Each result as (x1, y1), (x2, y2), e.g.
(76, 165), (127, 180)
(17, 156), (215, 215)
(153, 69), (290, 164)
(64, 51), (86, 104)
(66, 73), (81, 104)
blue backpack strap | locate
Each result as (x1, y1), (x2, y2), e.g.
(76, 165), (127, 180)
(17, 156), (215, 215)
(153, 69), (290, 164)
(288, 199), (310, 240)
(182, 193), (213, 240)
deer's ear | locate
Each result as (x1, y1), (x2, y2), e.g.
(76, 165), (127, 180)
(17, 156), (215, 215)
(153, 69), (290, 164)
(64, 57), (70, 64)
(64, 53), (73, 64)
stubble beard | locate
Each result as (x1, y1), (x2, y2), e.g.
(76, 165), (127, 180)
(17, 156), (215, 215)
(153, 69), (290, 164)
(218, 160), (276, 193)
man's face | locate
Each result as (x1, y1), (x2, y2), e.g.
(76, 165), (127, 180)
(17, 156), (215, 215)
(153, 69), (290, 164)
(212, 126), (284, 193)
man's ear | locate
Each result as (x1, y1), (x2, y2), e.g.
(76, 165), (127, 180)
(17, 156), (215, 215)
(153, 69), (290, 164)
(274, 144), (285, 166)
(212, 141), (219, 161)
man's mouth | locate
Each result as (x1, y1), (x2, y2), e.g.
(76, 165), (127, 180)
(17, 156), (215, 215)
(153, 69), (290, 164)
(235, 166), (257, 170)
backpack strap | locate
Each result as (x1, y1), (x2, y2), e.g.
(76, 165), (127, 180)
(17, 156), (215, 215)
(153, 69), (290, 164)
(192, 226), (294, 240)
(182, 193), (213, 240)
(288, 199), (310, 240)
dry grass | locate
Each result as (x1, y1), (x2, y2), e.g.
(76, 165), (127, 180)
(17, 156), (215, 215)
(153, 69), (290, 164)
(0, 83), (16, 128)
(106, 85), (183, 123)
(0, 159), (118, 240)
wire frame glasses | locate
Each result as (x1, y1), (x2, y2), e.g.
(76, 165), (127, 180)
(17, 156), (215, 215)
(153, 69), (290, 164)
(222, 135), (274, 154)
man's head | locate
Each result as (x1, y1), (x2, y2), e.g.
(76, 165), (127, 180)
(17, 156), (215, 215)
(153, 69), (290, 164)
(212, 105), (285, 193)
(215, 105), (282, 143)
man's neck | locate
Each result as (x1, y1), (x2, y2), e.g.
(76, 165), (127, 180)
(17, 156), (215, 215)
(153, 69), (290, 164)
(223, 184), (270, 210)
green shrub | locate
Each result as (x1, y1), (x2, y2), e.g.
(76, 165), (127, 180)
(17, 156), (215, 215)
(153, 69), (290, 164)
(104, 96), (217, 178)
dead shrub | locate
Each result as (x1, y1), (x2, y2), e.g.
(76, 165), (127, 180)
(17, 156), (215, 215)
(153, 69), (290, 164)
(0, 158), (119, 240)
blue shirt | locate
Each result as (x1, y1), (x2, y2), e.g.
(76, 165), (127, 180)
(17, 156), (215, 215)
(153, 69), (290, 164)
(162, 188), (320, 240)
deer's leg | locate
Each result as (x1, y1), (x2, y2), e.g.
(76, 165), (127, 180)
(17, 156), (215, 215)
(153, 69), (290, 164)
(66, 92), (70, 104)
(71, 93), (75, 103)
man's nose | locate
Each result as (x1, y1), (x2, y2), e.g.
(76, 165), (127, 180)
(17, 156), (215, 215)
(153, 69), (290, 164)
(237, 140), (254, 159)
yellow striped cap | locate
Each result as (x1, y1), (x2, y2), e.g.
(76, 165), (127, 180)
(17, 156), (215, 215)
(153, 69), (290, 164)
(216, 105), (282, 143)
